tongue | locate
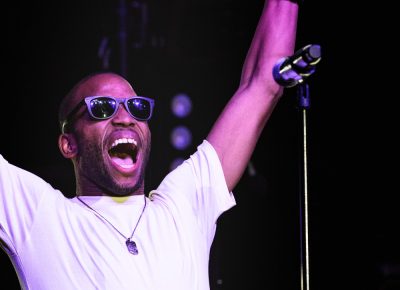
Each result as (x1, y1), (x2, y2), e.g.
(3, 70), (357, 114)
(111, 153), (134, 168)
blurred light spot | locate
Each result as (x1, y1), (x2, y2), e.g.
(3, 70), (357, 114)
(170, 157), (185, 171)
(170, 126), (192, 150)
(171, 93), (192, 118)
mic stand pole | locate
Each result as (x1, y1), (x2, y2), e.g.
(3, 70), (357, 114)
(273, 42), (321, 290)
(297, 83), (311, 290)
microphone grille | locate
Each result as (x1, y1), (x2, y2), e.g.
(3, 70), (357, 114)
(308, 44), (321, 60)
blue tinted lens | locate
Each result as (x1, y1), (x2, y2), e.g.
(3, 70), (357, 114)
(89, 97), (117, 119)
(127, 98), (151, 120)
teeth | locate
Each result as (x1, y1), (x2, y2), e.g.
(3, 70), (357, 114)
(110, 138), (137, 149)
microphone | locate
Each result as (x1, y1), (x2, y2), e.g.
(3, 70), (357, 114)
(273, 44), (321, 88)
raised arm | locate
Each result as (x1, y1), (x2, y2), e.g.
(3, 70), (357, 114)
(207, 0), (299, 191)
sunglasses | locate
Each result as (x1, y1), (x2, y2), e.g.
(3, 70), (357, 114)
(61, 96), (155, 133)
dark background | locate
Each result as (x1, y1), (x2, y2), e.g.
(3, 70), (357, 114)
(1, 1), (397, 289)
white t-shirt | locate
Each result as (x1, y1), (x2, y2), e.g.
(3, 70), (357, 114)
(0, 140), (236, 290)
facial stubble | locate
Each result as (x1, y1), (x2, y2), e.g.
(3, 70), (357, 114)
(78, 137), (151, 196)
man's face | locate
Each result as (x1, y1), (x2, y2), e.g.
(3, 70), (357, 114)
(67, 73), (151, 196)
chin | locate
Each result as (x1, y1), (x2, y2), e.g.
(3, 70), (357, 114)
(108, 178), (144, 196)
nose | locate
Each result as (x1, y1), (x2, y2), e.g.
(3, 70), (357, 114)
(111, 103), (136, 127)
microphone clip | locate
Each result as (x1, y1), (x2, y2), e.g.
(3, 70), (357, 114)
(273, 44), (321, 88)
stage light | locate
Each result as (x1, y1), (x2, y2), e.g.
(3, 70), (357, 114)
(170, 125), (192, 150)
(170, 157), (185, 171)
(171, 93), (192, 118)
(168, 93), (193, 172)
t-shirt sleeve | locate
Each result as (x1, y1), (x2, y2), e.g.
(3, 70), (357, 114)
(0, 154), (54, 247)
(150, 140), (236, 244)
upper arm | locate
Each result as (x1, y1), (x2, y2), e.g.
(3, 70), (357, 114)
(206, 0), (299, 191)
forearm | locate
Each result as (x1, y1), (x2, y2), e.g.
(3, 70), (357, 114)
(207, 0), (299, 191)
(241, 0), (298, 90)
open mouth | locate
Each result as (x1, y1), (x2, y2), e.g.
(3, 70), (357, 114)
(108, 138), (138, 169)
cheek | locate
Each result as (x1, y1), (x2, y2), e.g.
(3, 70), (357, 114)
(75, 121), (108, 148)
(78, 116), (108, 134)
(140, 124), (151, 143)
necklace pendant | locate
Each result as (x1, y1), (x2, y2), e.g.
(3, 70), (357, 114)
(126, 239), (139, 255)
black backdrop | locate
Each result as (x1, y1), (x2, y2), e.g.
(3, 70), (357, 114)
(1, 1), (397, 289)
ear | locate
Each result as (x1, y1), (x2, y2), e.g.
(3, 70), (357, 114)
(58, 133), (78, 158)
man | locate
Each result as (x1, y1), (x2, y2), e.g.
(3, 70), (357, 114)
(0, 0), (298, 289)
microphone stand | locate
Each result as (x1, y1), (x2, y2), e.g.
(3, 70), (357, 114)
(297, 83), (311, 290)
(273, 42), (321, 290)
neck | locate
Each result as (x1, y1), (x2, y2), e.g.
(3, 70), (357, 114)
(75, 179), (145, 197)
